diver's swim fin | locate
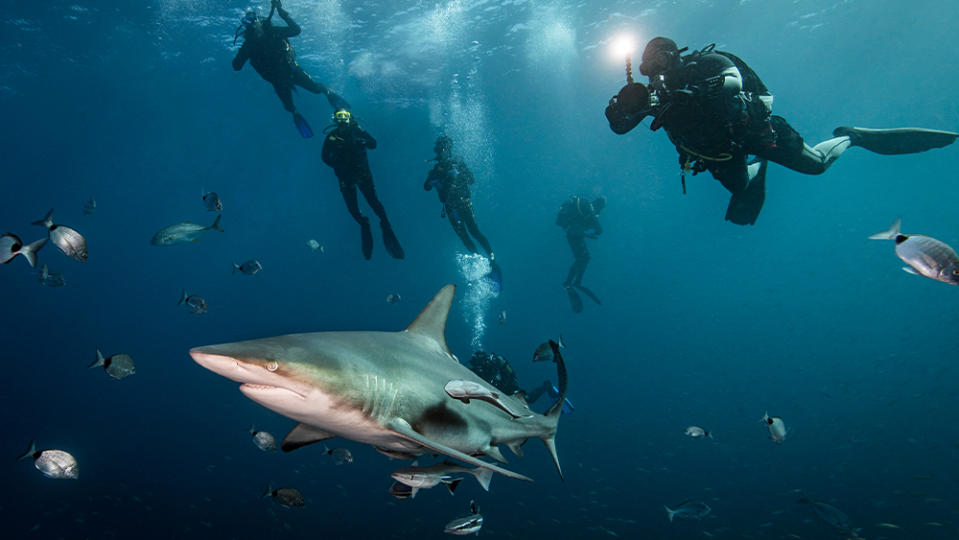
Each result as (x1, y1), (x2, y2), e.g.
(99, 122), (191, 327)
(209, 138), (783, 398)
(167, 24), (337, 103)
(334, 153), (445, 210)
(833, 126), (958, 155)
(725, 159), (767, 226)
(327, 92), (351, 111)
(545, 385), (575, 415)
(487, 261), (503, 293)
(381, 221), (405, 260)
(564, 285), (583, 314)
(293, 113), (314, 138)
(360, 219), (373, 260)
(573, 285), (601, 305)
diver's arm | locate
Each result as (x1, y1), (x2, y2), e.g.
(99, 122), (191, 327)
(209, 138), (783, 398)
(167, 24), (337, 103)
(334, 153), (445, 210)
(588, 218), (603, 236)
(356, 128), (377, 149)
(424, 169), (440, 191)
(456, 159), (475, 185)
(275, 7), (301, 37)
(321, 137), (337, 167)
(232, 45), (250, 70)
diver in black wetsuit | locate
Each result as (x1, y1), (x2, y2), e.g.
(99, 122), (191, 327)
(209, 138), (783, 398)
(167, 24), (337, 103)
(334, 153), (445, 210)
(468, 351), (573, 414)
(321, 109), (404, 260)
(425, 136), (495, 258)
(605, 37), (959, 225)
(556, 195), (605, 313)
(232, 0), (350, 138)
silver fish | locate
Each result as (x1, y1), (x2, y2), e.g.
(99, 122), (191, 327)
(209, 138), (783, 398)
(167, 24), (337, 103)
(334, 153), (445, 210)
(391, 460), (493, 498)
(386, 293), (401, 304)
(870, 218), (959, 285)
(178, 289), (207, 314)
(36, 264), (66, 288)
(248, 426), (277, 452)
(18, 441), (78, 480)
(306, 239), (324, 252)
(325, 445), (354, 465)
(761, 412), (787, 444)
(151, 215), (223, 246)
(444, 500), (483, 536)
(32, 209), (87, 262)
(89, 349), (136, 380)
(0, 233), (46, 268)
(797, 492), (860, 536)
(83, 198), (96, 215)
(262, 484), (305, 508)
(232, 259), (262, 276)
(202, 192), (223, 212)
(664, 499), (711, 522)
(684, 426), (712, 439)
(533, 335), (566, 362)
(498, 310), (506, 325)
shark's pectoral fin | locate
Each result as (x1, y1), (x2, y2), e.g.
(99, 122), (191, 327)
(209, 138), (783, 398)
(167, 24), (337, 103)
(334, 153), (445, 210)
(281, 423), (337, 453)
(386, 418), (533, 482)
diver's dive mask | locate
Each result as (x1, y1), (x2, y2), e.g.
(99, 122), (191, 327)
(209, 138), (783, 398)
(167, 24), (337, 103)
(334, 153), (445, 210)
(333, 109), (352, 125)
(233, 11), (259, 46)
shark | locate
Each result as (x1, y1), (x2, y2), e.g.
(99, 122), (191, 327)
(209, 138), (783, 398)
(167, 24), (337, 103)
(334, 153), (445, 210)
(190, 284), (567, 483)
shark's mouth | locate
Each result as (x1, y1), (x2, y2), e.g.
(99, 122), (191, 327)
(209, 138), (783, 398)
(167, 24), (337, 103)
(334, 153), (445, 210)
(240, 383), (307, 400)
(190, 350), (308, 399)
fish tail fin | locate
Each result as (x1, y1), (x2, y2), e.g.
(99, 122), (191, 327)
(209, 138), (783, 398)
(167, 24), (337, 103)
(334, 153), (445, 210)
(707, 431), (714, 440)
(232, 263), (239, 275)
(869, 218), (902, 240)
(664, 505), (675, 522)
(262, 483), (273, 498)
(473, 467), (493, 491)
(31, 209), (54, 229)
(20, 237), (47, 268)
(17, 440), (36, 461)
(89, 349), (106, 368)
(210, 215), (224, 233)
(446, 478), (461, 495)
(178, 289), (188, 306)
(247, 425), (255, 435)
(759, 411), (769, 423)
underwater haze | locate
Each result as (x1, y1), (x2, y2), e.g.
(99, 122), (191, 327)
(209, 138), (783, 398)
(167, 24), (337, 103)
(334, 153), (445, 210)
(3, 0), (959, 538)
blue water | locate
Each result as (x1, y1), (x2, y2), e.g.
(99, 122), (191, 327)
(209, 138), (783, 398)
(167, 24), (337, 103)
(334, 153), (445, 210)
(2, 1), (958, 538)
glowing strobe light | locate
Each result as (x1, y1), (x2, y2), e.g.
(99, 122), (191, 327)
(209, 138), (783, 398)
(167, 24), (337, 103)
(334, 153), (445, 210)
(610, 34), (636, 61)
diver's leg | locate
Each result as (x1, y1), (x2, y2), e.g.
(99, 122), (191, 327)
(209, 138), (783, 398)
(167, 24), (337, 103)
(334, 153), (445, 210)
(447, 207), (478, 253)
(761, 115), (850, 175)
(338, 180), (365, 224)
(292, 67), (328, 94)
(568, 233), (590, 286)
(357, 174), (390, 223)
(272, 82), (296, 113)
(461, 208), (493, 256)
(712, 154), (768, 226)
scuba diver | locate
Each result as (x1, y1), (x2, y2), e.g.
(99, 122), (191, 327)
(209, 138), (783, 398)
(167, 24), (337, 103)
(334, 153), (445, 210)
(425, 135), (502, 289)
(232, 0), (350, 138)
(556, 195), (605, 313)
(321, 109), (404, 260)
(605, 37), (959, 225)
(468, 351), (573, 414)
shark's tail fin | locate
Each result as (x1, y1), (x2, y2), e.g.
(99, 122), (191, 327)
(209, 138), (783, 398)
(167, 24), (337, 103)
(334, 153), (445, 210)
(541, 339), (568, 481)
(17, 440), (37, 461)
(89, 349), (106, 369)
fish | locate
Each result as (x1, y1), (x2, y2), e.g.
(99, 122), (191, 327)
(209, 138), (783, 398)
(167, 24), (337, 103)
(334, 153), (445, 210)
(533, 335), (566, 362)
(190, 285), (568, 484)
(232, 259), (262, 276)
(876, 522), (901, 529)
(306, 239), (324, 252)
(684, 426), (712, 439)
(89, 349), (136, 380)
(796, 492), (860, 537)
(151, 215), (223, 246)
(32, 209), (87, 262)
(36, 264), (66, 287)
(262, 484), (305, 508)
(83, 198), (96, 215)
(444, 500), (483, 536)
(178, 289), (207, 314)
(387, 293), (401, 304)
(18, 441), (79, 480)
(445, 379), (533, 419)
(388, 481), (414, 499)
(0, 233), (47, 268)
(870, 218), (959, 285)
(761, 412), (787, 443)
(248, 426), (277, 452)
(202, 191), (223, 212)
(390, 460), (493, 498)
(324, 445), (354, 465)
(498, 310), (506, 325)
(664, 499), (712, 522)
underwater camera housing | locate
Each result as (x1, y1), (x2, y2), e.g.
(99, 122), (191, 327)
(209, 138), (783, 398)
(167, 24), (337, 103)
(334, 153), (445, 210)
(605, 81), (650, 134)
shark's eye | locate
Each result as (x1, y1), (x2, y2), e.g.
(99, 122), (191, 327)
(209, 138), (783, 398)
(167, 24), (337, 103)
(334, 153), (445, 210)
(267, 361), (278, 372)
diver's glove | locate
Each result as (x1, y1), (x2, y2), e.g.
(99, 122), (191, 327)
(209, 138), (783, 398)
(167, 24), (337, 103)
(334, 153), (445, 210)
(605, 82), (650, 135)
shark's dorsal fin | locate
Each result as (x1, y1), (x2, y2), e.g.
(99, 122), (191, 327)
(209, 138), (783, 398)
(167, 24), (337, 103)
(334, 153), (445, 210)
(281, 423), (336, 453)
(405, 284), (455, 356)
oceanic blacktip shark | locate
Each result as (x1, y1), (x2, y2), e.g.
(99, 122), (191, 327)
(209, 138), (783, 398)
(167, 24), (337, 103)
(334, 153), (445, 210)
(190, 284), (567, 483)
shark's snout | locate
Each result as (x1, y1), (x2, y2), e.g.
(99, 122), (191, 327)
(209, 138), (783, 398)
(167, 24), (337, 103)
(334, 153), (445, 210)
(190, 348), (309, 400)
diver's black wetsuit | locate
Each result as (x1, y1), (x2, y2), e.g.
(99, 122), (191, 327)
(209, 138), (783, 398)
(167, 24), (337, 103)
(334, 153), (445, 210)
(232, 8), (332, 114)
(558, 198), (602, 287)
(468, 351), (552, 403)
(425, 157), (493, 256)
(322, 124), (388, 224)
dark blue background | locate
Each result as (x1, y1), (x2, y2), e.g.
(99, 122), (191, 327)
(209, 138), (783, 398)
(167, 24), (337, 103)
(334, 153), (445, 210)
(2, 1), (957, 538)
